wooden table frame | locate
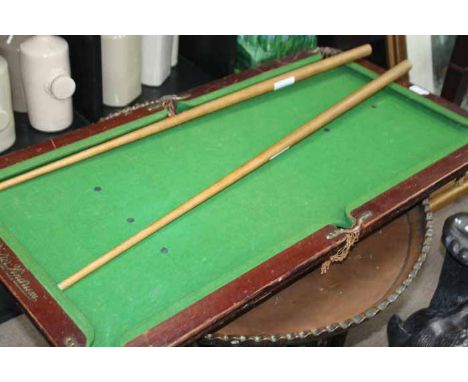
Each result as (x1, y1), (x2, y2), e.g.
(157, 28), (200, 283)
(0, 49), (466, 346)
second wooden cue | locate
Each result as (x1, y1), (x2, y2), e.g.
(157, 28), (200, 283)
(58, 60), (412, 290)
(0, 44), (372, 192)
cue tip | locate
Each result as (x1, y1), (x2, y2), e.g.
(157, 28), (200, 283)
(394, 59), (412, 73)
(363, 43), (373, 55)
(400, 59), (413, 70)
(57, 282), (66, 291)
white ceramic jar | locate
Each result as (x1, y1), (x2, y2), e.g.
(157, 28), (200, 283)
(20, 35), (75, 132)
(171, 35), (179, 67)
(0, 35), (31, 113)
(141, 35), (173, 87)
(101, 35), (141, 106)
(0, 55), (15, 152)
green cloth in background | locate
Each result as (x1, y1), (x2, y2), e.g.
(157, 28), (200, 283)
(236, 35), (318, 71)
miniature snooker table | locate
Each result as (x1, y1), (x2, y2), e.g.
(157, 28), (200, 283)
(0, 51), (467, 347)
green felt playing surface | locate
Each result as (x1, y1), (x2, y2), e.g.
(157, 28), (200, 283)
(0, 55), (467, 346)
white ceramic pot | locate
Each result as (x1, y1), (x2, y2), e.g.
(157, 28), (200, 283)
(0, 35), (32, 113)
(20, 35), (75, 132)
(101, 35), (141, 106)
(141, 35), (173, 87)
(171, 35), (179, 67)
(0, 55), (15, 152)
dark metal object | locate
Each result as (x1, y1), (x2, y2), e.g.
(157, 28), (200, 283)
(443, 212), (468, 267)
(199, 331), (348, 347)
(388, 212), (468, 347)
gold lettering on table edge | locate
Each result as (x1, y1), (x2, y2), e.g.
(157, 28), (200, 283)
(0, 243), (39, 302)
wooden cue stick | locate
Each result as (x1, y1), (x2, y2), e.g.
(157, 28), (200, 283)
(0, 45), (372, 192)
(58, 60), (412, 290)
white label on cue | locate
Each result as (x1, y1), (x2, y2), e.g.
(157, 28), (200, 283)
(274, 76), (295, 91)
(270, 146), (290, 160)
(409, 84), (430, 96)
